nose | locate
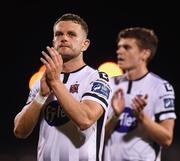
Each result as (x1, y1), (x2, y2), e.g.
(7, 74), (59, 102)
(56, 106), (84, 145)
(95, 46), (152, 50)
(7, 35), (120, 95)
(61, 34), (68, 42)
(116, 48), (121, 55)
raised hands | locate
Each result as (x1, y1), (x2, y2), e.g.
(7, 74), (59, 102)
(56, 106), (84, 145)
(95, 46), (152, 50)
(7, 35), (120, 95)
(111, 89), (148, 120)
(111, 89), (125, 117)
(40, 46), (63, 83)
(132, 94), (148, 120)
(39, 72), (51, 97)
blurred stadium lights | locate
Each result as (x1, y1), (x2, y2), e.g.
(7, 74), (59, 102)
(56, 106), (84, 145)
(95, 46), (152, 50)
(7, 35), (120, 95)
(29, 62), (123, 89)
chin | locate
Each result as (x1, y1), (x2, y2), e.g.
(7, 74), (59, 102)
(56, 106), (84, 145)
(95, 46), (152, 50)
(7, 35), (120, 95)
(62, 55), (73, 62)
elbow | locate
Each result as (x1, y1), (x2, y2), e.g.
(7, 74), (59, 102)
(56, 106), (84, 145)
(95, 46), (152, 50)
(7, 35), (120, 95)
(13, 126), (29, 139)
(78, 119), (93, 130)
(160, 136), (173, 148)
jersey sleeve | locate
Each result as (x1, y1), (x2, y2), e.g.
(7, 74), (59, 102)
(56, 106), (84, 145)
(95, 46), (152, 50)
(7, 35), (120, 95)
(26, 78), (40, 104)
(106, 77), (117, 118)
(154, 81), (176, 122)
(81, 71), (112, 111)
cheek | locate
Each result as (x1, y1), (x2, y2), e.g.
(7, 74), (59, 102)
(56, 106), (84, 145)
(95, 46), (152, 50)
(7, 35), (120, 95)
(75, 41), (84, 50)
(125, 56), (136, 66)
(53, 40), (59, 47)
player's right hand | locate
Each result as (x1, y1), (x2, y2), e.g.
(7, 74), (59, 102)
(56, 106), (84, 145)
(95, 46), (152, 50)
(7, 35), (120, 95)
(40, 71), (51, 96)
(111, 88), (125, 116)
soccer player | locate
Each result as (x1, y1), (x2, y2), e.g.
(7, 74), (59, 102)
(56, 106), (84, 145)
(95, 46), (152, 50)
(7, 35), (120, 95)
(103, 27), (176, 161)
(14, 13), (111, 161)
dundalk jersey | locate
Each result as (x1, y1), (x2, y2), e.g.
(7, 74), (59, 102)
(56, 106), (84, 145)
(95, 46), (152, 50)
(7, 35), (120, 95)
(103, 72), (176, 161)
(26, 65), (111, 161)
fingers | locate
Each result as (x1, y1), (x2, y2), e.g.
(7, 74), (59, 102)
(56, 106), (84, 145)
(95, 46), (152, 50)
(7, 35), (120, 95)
(40, 46), (63, 82)
(111, 88), (125, 116)
(132, 94), (148, 114)
(40, 46), (62, 69)
(40, 51), (53, 70)
(112, 89), (123, 103)
(50, 47), (62, 64)
(115, 88), (123, 96)
(46, 46), (61, 66)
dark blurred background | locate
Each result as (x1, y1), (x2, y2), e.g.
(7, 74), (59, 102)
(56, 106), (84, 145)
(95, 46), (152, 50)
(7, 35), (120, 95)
(1, 1), (179, 161)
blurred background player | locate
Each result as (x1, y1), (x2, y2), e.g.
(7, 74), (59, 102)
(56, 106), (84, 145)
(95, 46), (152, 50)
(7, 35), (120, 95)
(103, 27), (176, 161)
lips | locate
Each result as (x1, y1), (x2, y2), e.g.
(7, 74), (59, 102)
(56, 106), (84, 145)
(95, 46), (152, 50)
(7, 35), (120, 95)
(118, 57), (124, 61)
(60, 45), (70, 48)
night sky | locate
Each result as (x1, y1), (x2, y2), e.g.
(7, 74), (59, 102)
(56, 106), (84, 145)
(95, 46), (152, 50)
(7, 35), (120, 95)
(1, 1), (179, 161)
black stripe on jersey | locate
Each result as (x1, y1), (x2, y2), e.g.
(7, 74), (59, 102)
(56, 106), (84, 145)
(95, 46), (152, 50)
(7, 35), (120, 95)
(152, 142), (160, 161)
(127, 80), (132, 94)
(155, 110), (175, 122)
(126, 72), (149, 94)
(82, 93), (108, 107)
(63, 73), (70, 83)
(62, 65), (87, 83)
(96, 112), (105, 161)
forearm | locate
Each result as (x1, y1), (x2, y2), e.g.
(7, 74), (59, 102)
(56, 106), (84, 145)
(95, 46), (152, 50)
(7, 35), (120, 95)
(50, 80), (100, 129)
(139, 113), (174, 147)
(14, 101), (42, 138)
(105, 114), (119, 142)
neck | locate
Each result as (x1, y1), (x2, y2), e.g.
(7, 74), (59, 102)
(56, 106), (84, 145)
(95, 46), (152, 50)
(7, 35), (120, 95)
(126, 66), (148, 80)
(62, 57), (86, 73)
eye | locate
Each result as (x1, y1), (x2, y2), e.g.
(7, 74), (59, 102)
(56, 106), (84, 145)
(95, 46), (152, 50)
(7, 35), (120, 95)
(117, 44), (131, 50)
(123, 45), (131, 50)
(55, 31), (63, 37)
(68, 31), (77, 37)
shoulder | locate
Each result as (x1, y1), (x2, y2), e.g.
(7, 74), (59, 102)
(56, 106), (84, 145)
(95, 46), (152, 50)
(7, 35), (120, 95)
(85, 66), (110, 83)
(110, 74), (126, 85)
(149, 72), (175, 94)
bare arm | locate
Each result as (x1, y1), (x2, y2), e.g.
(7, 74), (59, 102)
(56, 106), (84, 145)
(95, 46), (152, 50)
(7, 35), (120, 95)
(138, 114), (175, 147)
(132, 95), (175, 147)
(40, 47), (104, 130)
(14, 72), (51, 138)
(50, 80), (104, 130)
(14, 100), (43, 138)
(105, 89), (125, 141)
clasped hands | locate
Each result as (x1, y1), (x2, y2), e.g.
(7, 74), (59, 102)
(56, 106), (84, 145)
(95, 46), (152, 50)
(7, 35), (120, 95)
(39, 46), (63, 96)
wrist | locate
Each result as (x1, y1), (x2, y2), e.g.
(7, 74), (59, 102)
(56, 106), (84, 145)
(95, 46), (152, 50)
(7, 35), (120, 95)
(111, 112), (120, 121)
(114, 111), (121, 117)
(34, 92), (48, 105)
(135, 111), (145, 123)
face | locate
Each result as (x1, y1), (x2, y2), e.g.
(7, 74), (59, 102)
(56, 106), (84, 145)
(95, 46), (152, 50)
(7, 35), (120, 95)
(116, 38), (146, 71)
(53, 21), (89, 61)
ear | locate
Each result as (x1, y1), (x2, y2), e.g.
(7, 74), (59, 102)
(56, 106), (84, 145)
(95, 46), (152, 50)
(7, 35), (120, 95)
(142, 49), (151, 62)
(81, 39), (90, 52)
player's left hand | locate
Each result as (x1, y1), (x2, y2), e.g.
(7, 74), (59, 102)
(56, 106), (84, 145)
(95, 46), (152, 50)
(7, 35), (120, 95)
(132, 94), (148, 120)
(40, 46), (63, 83)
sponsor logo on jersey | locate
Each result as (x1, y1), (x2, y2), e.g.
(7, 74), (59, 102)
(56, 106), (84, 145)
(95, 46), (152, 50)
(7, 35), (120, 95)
(69, 83), (79, 93)
(91, 82), (110, 99)
(164, 98), (174, 108)
(44, 101), (70, 126)
(115, 107), (137, 133)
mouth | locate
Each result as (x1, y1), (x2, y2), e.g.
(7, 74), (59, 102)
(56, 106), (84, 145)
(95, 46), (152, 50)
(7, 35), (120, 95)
(59, 43), (70, 48)
(117, 57), (124, 62)
(60, 46), (70, 48)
